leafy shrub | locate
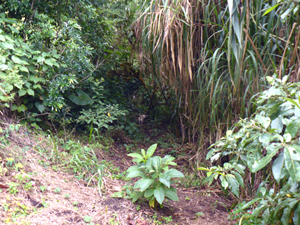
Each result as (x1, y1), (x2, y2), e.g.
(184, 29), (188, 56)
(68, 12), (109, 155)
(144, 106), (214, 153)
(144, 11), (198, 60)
(201, 75), (300, 224)
(126, 143), (184, 208)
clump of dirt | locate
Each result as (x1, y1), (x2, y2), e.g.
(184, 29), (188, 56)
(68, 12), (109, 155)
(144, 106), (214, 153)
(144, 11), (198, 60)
(0, 120), (235, 225)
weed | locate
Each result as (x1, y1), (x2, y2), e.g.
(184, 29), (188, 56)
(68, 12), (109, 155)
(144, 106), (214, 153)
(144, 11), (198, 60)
(8, 182), (19, 195)
(40, 186), (47, 192)
(161, 215), (173, 223)
(54, 187), (61, 194)
(195, 212), (204, 219)
(84, 215), (93, 223)
(64, 194), (70, 199)
(127, 144), (184, 208)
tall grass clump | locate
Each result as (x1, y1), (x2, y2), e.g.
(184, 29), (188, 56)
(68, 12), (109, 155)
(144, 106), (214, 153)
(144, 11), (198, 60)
(134, 0), (300, 150)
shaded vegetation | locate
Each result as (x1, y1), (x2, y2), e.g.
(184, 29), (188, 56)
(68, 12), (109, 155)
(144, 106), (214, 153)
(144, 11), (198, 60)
(1, 0), (300, 224)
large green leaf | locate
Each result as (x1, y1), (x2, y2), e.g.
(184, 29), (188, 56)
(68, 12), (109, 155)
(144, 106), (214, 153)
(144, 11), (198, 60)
(144, 189), (155, 198)
(140, 178), (154, 192)
(272, 152), (285, 183)
(151, 156), (161, 173)
(126, 170), (145, 178)
(255, 115), (271, 129)
(132, 191), (143, 202)
(126, 166), (140, 173)
(293, 203), (300, 225)
(284, 147), (300, 182)
(68, 89), (94, 105)
(251, 144), (281, 173)
(164, 188), (179, 201)
(12, 56), (28, 65)
(146, 143), (157, 158)
(231, 171), (244, 188)
(127, 153), (143, 160)
(18, 89), (26, 97)
(285, 121), (300, 138)
(2, 42), (14, 50)
(281, 199), (299, 225)
(220, 175), (228, 189)
(164, 169), (184, 178)
(0, 34), (5, 42)
(226, 175), (240, 197)
(27, 88), (34, 96)
(154, 186), (164, 204)
(159, 173), (170, 188)
(35, 102), (45, 113)
(0, 64), (8, 71)
(134, 177), (147, 189)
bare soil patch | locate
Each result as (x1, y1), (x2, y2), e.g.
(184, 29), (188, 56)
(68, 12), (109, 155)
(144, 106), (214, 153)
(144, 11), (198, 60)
(0, 122), (235, 224)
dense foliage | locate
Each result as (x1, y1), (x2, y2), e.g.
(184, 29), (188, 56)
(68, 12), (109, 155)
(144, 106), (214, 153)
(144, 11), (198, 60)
(202, 76), (300, 224)
(0, 0), (142, 134)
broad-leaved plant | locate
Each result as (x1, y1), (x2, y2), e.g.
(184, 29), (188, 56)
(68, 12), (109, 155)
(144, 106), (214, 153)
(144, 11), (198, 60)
(201, 75), (300, 224)
(126, 143), (184, 208)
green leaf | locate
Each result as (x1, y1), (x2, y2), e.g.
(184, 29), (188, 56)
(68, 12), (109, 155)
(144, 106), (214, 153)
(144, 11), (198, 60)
(0, 34), (5, 42)
(140, 179), (154, 192)
(35, 102), (45, 113)
(283, 133), (292, 142)
(2, 42), (14, 50)
(285, 98), (300, 109)
(17, 104), (26, 113)
(255, 115), (271, 129)
(198, 167), (209, 171)
(285, 121), (300, 138)
(127, 153), (143, 159)
(261, 208), (270, 224)
(12, 56), (23, 65)
(227, 176), (239, 197)
(27, 88), (34, 96)
(146, 143), (157, 158)
(151, 156), (161, 173)
(284, 147), (300, 182)
(83, 216), (93, 222)
(154, 186), (164, 204)
(19, 66), (29, 73)
(231, 171), (244, 188)
(126, 170), (145, 178)
(144, 189), (155, 198)
(159, 174), (170, 188)
(68, 89), (94, 105)
(252, 144), (281, 172)
(134, 178), (147, 189)
(241, 198), (261, 210)
(141, 149), (146, 158)
(42, 64), (49, 71)
(164, 188), (179, 201)
(18, 89), (26, 97)
(126, 166), (140, 173)
(292, 203), (300, 225)
(281, 199), (299, 225)
(263, 4), (280, 16)
(259, 133), (273, 144)
(220, 176), (228, 189)
(272, 152), (285, 183)
(132, 191), (143, 202)
(164, 169), (184, 178)
(0, 64), (8, 71)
